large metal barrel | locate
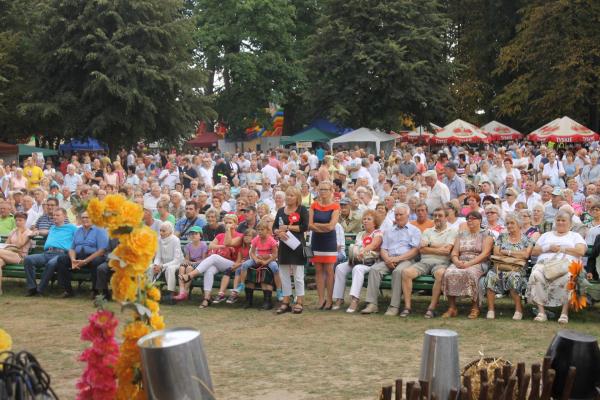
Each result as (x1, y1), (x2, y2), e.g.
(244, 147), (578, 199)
(138, 328), (215, 400)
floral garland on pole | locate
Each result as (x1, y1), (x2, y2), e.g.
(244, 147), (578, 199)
(81, 194), (161, 400)
(0, 328), (12, 363)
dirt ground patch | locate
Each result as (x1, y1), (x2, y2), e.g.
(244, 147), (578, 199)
(1, 280), (599, 399)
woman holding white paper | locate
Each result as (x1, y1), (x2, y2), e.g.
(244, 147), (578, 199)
(273, 187), (309, 314)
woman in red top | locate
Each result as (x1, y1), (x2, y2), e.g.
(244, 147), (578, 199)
(177, 214), (242, 308)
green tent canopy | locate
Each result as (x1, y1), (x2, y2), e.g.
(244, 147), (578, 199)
(18, 144), (58, 157)
(280, 127), (337, 145)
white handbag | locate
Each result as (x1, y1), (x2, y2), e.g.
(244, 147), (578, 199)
(541, 254), (569, 281)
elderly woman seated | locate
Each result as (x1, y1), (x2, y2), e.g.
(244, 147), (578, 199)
(442, 211), (494, 319)
(527, 210), (587, 324)
(148, 221), (184, 298)
(332, 210), (383, 313)
(485, 213), (534, 320)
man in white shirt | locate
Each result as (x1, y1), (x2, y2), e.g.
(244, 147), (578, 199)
(198, 157), (214, 188)
(143, 185), (162, 212)
(308, 151), (319, 170)
(423, 170), (450, 214)
(63, 164), (82, 193)
(22, 195), (40, 229)
(355, 159), (374, 187)
(542, 151), (565, 187)
(488, 156), (506, 191)
(158, 164), (180, 190)
(261, 161), (280, 186)
(516, 180), (542, 210)
(367, 154), (381, 182)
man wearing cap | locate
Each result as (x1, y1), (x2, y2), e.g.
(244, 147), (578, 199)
(544, 188), (566, 222)
(236, 205), (258, 234)
(339, 197), (362, 234)
(442, 162), (465, 203)
(11, 190), (24, 213)
(423, 170), (450, 215)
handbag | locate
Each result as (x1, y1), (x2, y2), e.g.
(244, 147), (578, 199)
(490, 254), (527, 272)
(541, 254), (569, 280)
(348, 244), (378, 266)
(300, 231), (314, 258)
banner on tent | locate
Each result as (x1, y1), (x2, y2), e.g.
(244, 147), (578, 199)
(296, 142), (312, 149)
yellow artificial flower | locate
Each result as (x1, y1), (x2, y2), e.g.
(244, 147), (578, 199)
(147, 286), (161, 302)
(110, 270), (137, 302)
(86, 198), (105, 227)
(114, 227), (157, 272)
(0, 328), (12, 363)
(118, 201), (144, 230)
(149, 314), (165, 331)
(146, 299), (159, 314)
(104, 194), (126, 214)
(122, 320), (151, 341)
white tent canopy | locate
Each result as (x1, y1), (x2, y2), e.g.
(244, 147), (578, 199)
(329, 127), (395, 153)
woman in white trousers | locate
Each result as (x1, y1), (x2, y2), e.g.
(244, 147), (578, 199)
(179, 214), (243, 308)
(333, 210), (383, 313)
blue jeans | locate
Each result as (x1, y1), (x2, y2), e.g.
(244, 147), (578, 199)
(237, 259), (279, 275)
(24, 251), (68, 293)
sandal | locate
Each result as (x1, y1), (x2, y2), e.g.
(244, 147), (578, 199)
(424, 309), (436, 319)
(199, 298), (211, 309)
(399, 308), (412, 318)
(276, 303), (291, 314)
(179, 273), (192, 284)
(534, 313), (548, 322)
(441, 308), (458, 318)
(558, 314), (569, 325)
(467, 308), (480, 319)
(292, 304), (304, 314)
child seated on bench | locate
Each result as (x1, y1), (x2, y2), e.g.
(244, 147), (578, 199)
(239, 220), (279, 310)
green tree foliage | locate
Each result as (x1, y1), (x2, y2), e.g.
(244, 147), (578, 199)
(193, 0), (307, 138)
(446, 0), (522, 125)
(306, 0), (452, 131)
(0, 0), (45, 141)
(21, 0), (214, 148)
(493, 0), (600, 132)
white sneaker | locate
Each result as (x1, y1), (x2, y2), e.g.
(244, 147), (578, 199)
(512, 311), (523, 320)
(486, 311), (495, 319)
(346, 307), (356, 314)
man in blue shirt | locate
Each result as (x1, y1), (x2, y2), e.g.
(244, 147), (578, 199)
(24, 208), (77, 296)
(56, 211), (109, 298)
(361, 204), (421, 315)
(175, 201), (206, 240)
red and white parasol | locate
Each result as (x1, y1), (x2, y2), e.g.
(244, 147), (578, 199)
(429, 119), (488, 144)
(528, 116), (599, 143)
(480, 120), (523, 141)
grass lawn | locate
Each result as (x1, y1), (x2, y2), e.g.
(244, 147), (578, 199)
(1, 279), (599, 400)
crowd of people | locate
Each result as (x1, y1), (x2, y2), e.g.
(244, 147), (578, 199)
(0, 142), (598, 323)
